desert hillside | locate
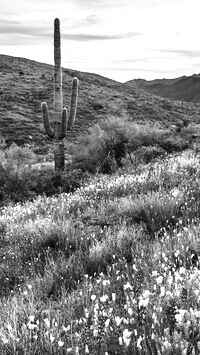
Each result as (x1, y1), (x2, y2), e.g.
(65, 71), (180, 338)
(2, 54), (200, 354)
(1, 54), (200, 153)
(126, 74), (200, 103)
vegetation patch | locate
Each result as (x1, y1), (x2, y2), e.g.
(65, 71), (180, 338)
(1, 147), (200, 353)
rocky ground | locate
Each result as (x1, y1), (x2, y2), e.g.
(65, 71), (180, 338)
(1, 54), (200, 153)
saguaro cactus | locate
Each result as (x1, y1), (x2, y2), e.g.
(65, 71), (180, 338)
(41, 18), (78, 170)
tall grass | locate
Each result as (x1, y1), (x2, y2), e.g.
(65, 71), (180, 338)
(1, 149), (200, 353)
(0, 143), (88, 205)
(70, 118), (192, 175)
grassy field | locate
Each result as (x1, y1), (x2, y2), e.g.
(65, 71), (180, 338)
(1, 139), (200, 353)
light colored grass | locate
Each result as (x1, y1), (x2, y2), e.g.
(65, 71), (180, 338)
(1, 149), (200, 353)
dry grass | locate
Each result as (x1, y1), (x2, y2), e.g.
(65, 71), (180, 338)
(1, 149), (200, 353)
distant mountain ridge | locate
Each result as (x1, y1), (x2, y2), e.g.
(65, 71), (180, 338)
(126, 74), (200, 103)
(1, 54), (200, 153)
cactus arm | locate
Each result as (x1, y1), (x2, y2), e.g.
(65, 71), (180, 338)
(41, 102), (54, 138)
(60, 107), (68, 139)
(67, 77), (78, 131)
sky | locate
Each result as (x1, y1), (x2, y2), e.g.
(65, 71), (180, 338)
(0, 0), (200, 82)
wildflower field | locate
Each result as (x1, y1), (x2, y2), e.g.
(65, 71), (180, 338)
(1, 148), (200, 354)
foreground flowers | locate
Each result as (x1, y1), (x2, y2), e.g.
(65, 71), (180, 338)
(1, 150), (200, 353)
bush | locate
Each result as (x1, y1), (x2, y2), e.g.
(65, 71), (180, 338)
(71, 118), (190, 174)
(0, 143), (37, 203)
(0, 143), (90, 204)
(159, 135), (190, 153)
(71, 117), (129, 174)
(126, 123), (167, 152)
(28, 167), (88, 196)
(0, 142), (36, 166)
(134, 145), (165, 164)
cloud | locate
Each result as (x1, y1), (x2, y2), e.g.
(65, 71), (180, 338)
(0, 18), (51, 45)
(62, 31), (143, 41)
(0, 14), (142, 44)
(66, 14), (104, 29)
(0, 20), (51, 45)
(92, 66), (181, 74)
(0, 17), (20, 25)
(78, 14), (102, 26)
(111, 58), (151, 64)
(0, 24), (49, 36)
(158, 49), (200, 58)
(66, 0), (125, 8)
(66, 0), (164, 9)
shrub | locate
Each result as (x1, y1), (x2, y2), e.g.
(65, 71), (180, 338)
(0, 143), (88, 203)
(134, 145), (165, 164)
(159, 134), (190, 153)
(126, 123), (167, 152)
(71, 125), (119, 174)
(27, 167), (59, 196)
(71, 119), (183, 174)
(28, 167), (88, 196)
(71, 117), (130, 174)
(98, 189), (185, 236)
(127, 124), (192, 156)
(0, 143), (37, 203)
(0, 142), (36, 167)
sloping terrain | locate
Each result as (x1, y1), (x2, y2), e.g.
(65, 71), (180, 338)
(126, 74), (200, 103)
(1, 54), (200, 153)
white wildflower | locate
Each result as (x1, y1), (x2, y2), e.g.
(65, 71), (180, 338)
(100, 295), (109, 303)
(112, 293), (116, 302)
(44, 318), (50, 328)
(156, 276), (163, 285)
(123, 328), (132, 339)
(118, 337), (123, 345)
(105, 319), (110, 328)
(58, 340), (64, 347)
(29, 315), (35, 323)
(137, 336), (143, 349)
(115, 316), (123, 326)
(160, 286), (165, 297)
(50, 334), (55, 343)
(102, 279), (110, 286)
(85, 344), (89, 353)
(152, 270), (158, 277)
(175, 309), (186, 324)
(123, 282), (133, 291)
(128, 307), (134, 316)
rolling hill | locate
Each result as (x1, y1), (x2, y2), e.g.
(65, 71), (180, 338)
(1, 54), (200, 153)
(126, 74), (200, 103)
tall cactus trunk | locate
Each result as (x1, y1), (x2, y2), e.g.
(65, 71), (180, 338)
(54, 141), (65, 171)
(41, 18), (78, 171)
(54, 18), (64, 170)
(54, 121), (64, 170)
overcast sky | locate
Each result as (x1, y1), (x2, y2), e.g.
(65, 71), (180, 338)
(0, 0), (200, 82)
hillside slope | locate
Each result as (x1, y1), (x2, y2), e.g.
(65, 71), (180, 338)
(126, 74), (200, 103)
(1, 54), (200, 153)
